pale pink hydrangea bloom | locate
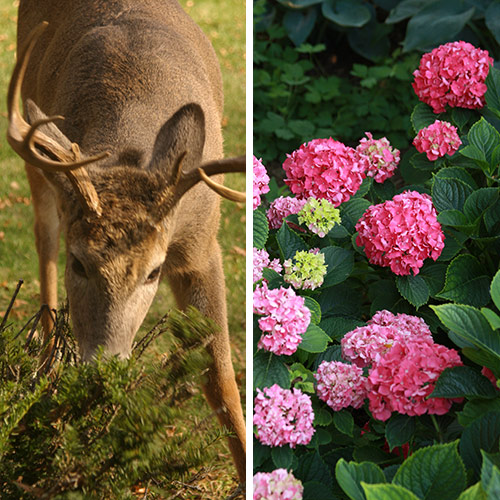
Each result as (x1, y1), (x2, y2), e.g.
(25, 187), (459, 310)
(315, 361), (368, 411)
(267, 196), (308, 230)
(356, 132), (400, 183)
(355, 190), (445, 276)
(412, 41), (493, 113)
(253, 248), (283, 283)
(254, 156), (270, 210)
(253, 282), (311, 356)
(254, 384), (315, 447)
(367, 336), (462, 421)
(342, 310), (433, 368)
(283, 138), (368, 207)
(413, 120), (462, 161)
(253, 469), (303, 500)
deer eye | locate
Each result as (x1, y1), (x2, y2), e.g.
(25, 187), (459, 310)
(71, 255), (87, 278)
(146, 266), (161, 284)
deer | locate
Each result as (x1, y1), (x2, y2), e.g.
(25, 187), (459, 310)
(7, 0), (246, 482)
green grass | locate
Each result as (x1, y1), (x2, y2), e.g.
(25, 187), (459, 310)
(0, 0), (245, 497)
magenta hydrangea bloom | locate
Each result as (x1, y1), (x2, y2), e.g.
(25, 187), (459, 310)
(356, 132), (400, 183)
(412, 41), (493, 113)
(413, 120), (462, 161)
(367, 336), (462, 421)
(315, 361), (368, 411)
(283, 138), (368, 207)
(355, 190), (445, 276)
(253, 469), (304, 500)
(267, 196), (308, 230)
(253, 282), (311, 356)
(254, 384), (315, 447)
(254, 156), (270, 210)
(253, 248), (282, 283)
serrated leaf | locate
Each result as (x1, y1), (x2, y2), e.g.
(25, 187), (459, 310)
(411, 103), (438, 133)
(253, 209), (269, 249)
(436, 254), (490, 307)
(314, 407), (333, 426)
(463, 188), (499, 223)
(432, 177), (474, 212)
(457, 482), (487, 500)
(319, 316), (365, 341)
(276, 222), (308, 260)
(303, 296), (321, 325)
(340, 198), (372, 233)
(298, 324), (330, 353)
(430, 366), (498, 399)
(385, 414), (415, 452)
(393, 441), (466, 500)
(321, 246), (354, 287)
(362, 483), (420, 500)
(253, 351), (290, 390)
(481, 308), (500, 331)
(302, 481), (337, 500)
(271, 446), (294, 469)
(333, 410), (354, 437)
(435, 166), (478, 188)
(336, 459), (386, 500)
(396, 274), (429, 308)
(467, 117), (500, 173)
(481, 451), (500, 495)
(458, 399), (500, 428)
(485, 66), (500, 119)
(296, 451), (333, 487)
(419, 262), (447, 297)
(491, 270), (500, 312)
(437, 209), (469, 227)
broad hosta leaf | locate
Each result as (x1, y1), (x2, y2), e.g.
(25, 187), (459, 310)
(271, 446), (294, 469)
(253, 209), (269, 249)
(276, 0), (323, 6)
(321, 246), (354, 287)
(276, 222), (308, 260)
(491, 270), (500, 312)
(385, 414), (416, 452)
(322, 0), (372, 27)
(362, 483), (420, 500)
(298, 324), (330, 353)
(460, 411), (500, 478)
(396, 274), (430, 308)
(393, 441), (466, 500)
(430, 366), (498, 400)
(436, 254), (490, 307)
(411, 103), (438, 133)
(385, 0), (434, 23)
(432, 177), (474, 212)
(283, 8), (317, 46)
(253, 351), (290, 390)
(336, 459), (386, 500)
(333, 410), (354, 437)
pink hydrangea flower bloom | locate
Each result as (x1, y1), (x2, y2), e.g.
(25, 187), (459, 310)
(253, 248), (282, 283)
(253, 469), (304, 500)
(367, 336), (462, 421)
(481, 366), (499, 389)
(413, 120), (462, 161)
(315, 361), (368, 411)
(253, 282), (311, 356)
(412, 41), (493, 113)
(355, 190), (445, 276)
(254, 384), (315, 447)
(356, 132), (400, 183)
(267, 196), (308, 230)
(283, 138), (368, 207)
(254, 156), (270, 210)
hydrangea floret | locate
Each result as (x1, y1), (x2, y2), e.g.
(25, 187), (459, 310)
(412, 40), (493, 113)
(283, 138), (368, 207)
(413, 120), (462, 161)
(253, 469), (304, 500)
(297, 197), (341, 237)
(253, 248), (282, 283)
(267, 196), (308, 230)
(283, 250), (327, 290)
(253, 282), (311, 356)
(254, 156), (270, 210)
(314, 361), (368, 411)
(355, 190), (445, 276)
(356, 132), (400, 183)
(253, 384), (315, 447)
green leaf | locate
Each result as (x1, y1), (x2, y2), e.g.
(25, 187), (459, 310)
(303, 481), (337, 500)
(457, 482), (487, 500)
(299, 324), (330, 353)
(432, 177), (474, 212)
(340, 198), (371, 233)
(430, 366), (498, 400)
(485, 67), (500, 119)
(435, 166), (478, 189)
(458, 399), (500, 428)
(393, 441), (466, 500)
(467, 117), (500, 173)
(481, 451), (500, 495)
(261, 268), (285, 289)
(460, 412), (500, 478)
(385, 0), (434, 24)
(463, 188), (499, 223)
(452, 108), (477, 132)
(491, 270), (500, 312)
(322, 0), (372, 27)
(362, 483), (420, 500)
(272, 446), (294, 469)
(253, 351), (290, 390)
(436, 255), (490, 307)
(437, 210), (469, 227)
(396, 274), (429, 308)
(319, 316), (365, 342)
(296, 451), (333, 487)
(314, 407), (333, 426)
(321, 246), (354, 287)
(481, 308), (500, 331)
(304, 296), (321, 325)
(276, 222), (308, 260)
(419, 262), (447, 297)
(253, 438), (272, 468)
(411, 103), (438, 133)
(335, 459), (386, 500)
(333, 409), (354, 437)
(385, 414), (415, 452)
(253, 209), (269, 249)
(283, 8), (317, 46)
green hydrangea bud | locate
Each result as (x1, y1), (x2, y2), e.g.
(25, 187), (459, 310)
(297, 198), (341, 237)
(284, 249), (327, 290)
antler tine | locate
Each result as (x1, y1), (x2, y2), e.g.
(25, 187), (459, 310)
(6, 21), (109, 172)
(197, 168), (245, 202)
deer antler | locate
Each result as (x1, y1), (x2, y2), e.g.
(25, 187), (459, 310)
(7, 22), (108, 217)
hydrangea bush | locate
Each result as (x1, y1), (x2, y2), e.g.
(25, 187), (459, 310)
(253, 41), (500, 500)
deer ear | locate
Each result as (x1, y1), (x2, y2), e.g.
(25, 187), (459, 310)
(149, 103), (206, 180)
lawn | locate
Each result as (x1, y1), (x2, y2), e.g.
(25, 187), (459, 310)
(0, 0), (246, 498)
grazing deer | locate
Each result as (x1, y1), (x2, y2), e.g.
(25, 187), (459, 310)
(7, 0), (246, 482)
